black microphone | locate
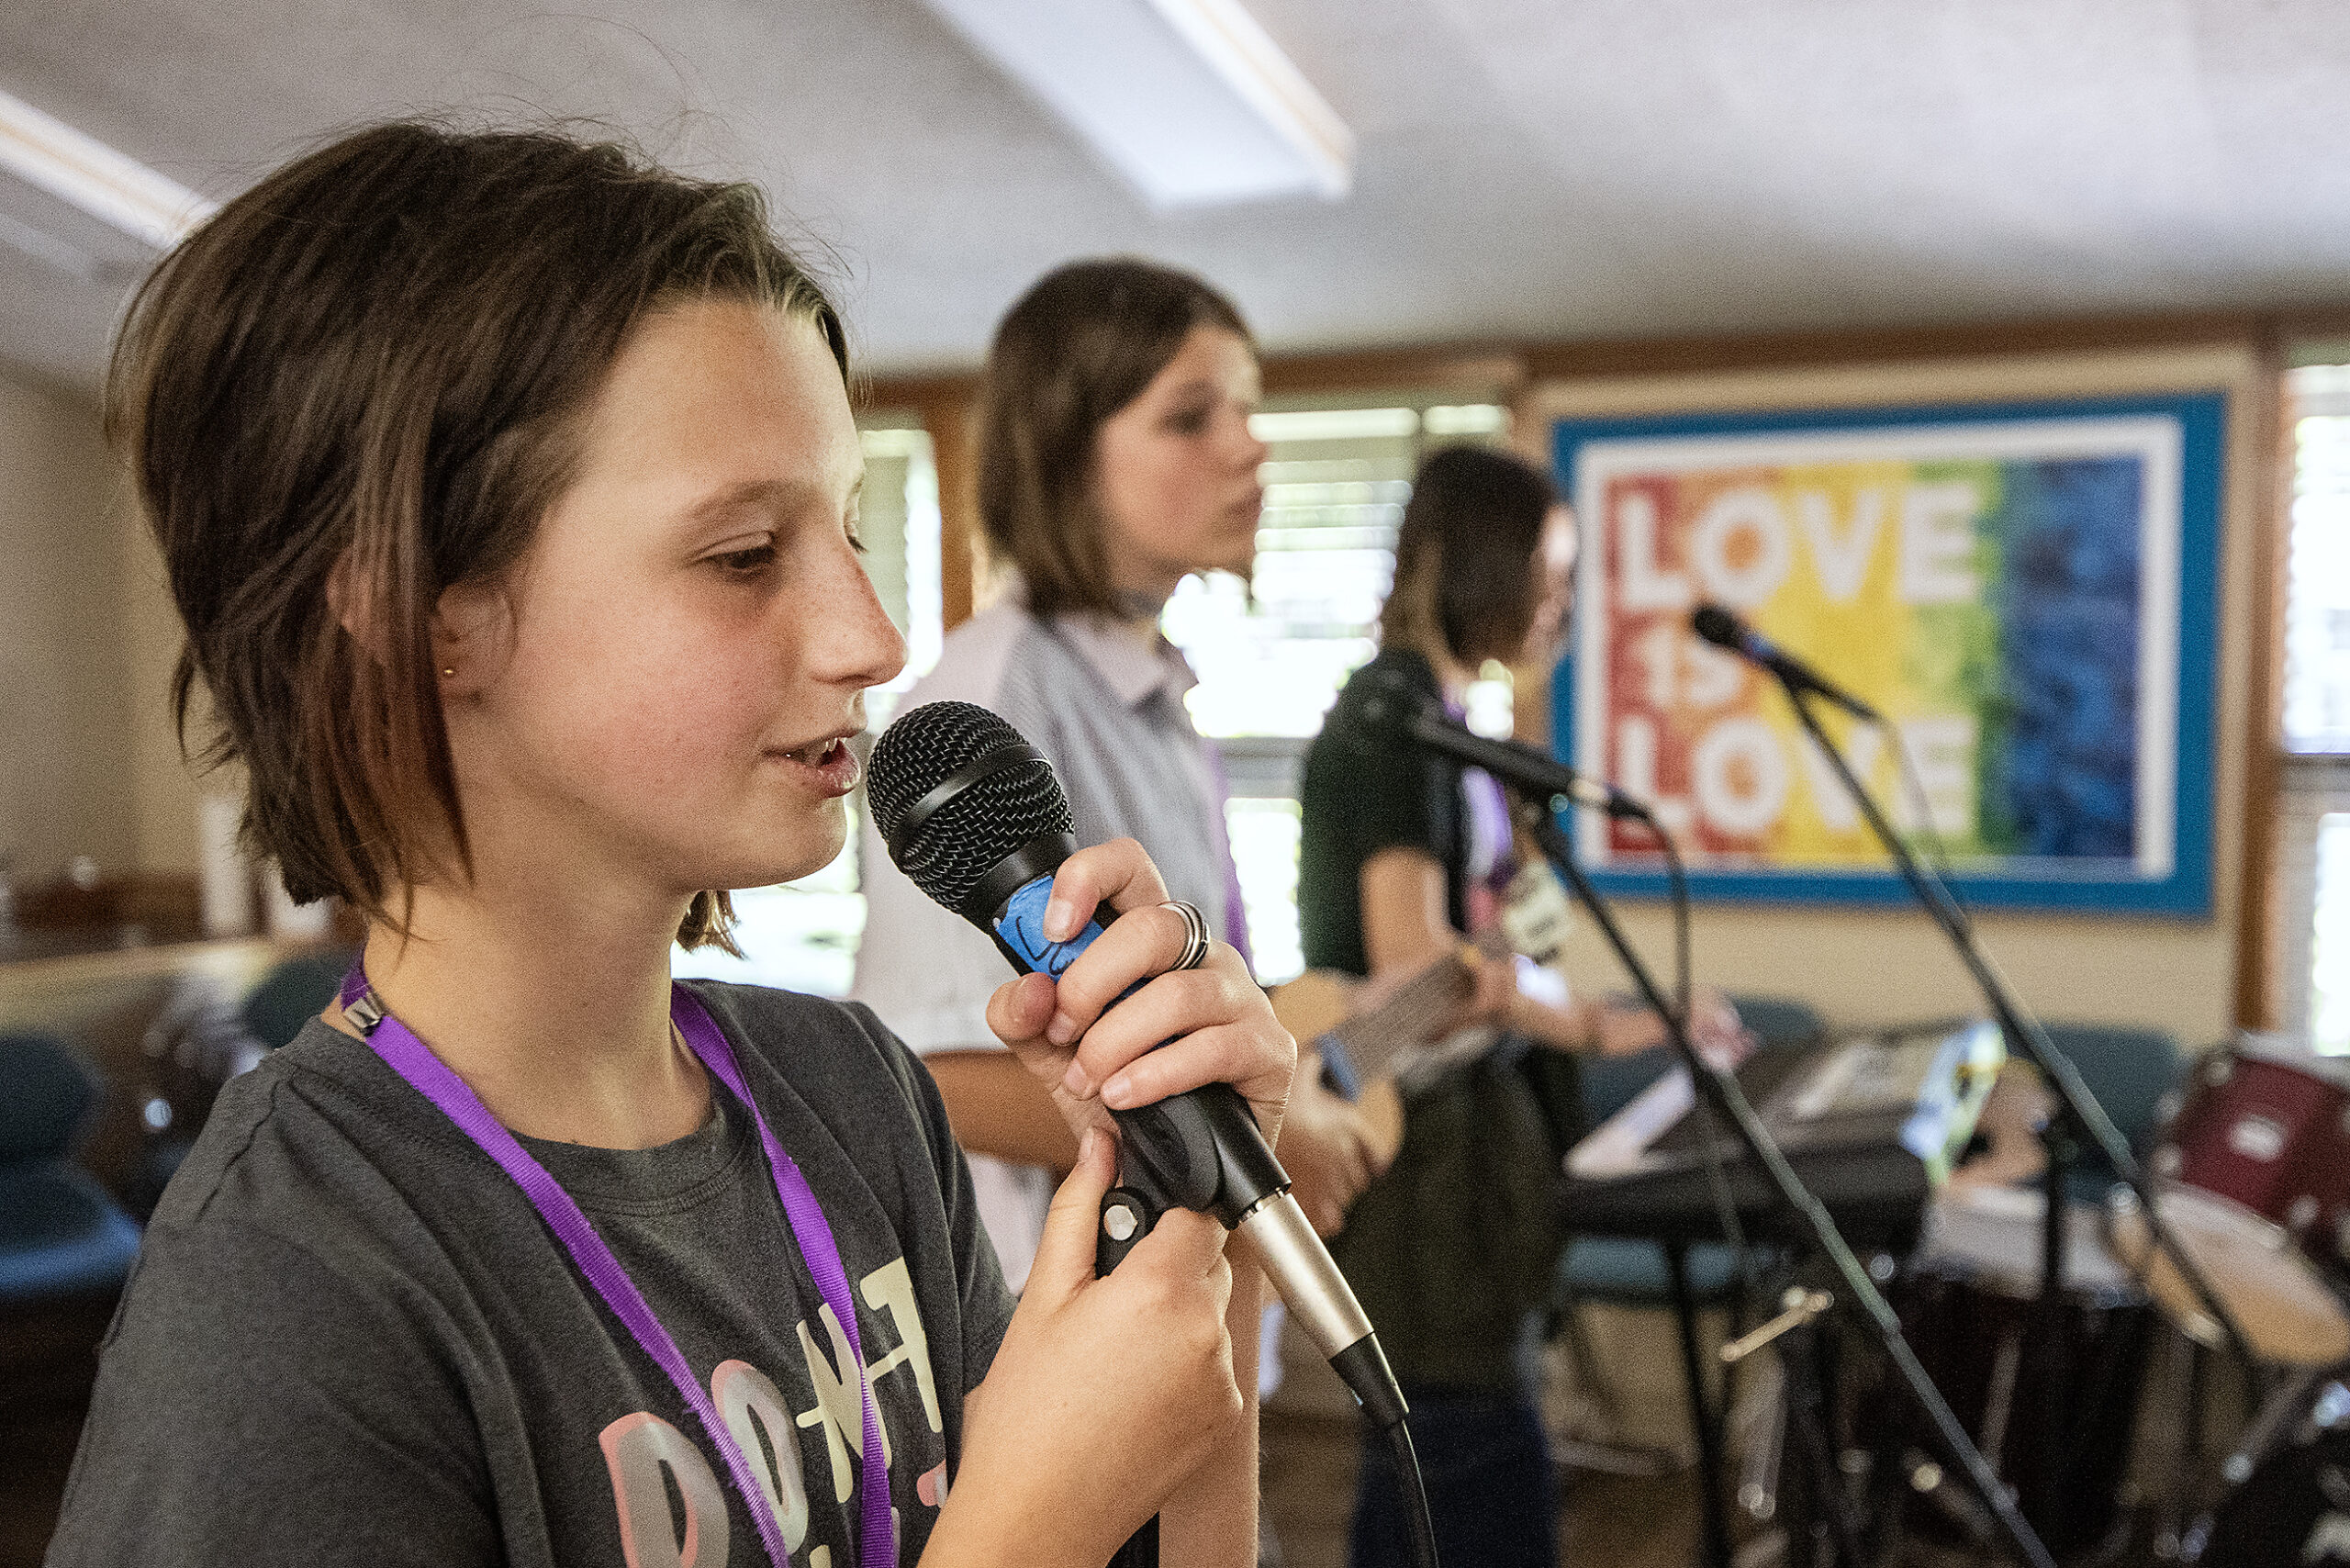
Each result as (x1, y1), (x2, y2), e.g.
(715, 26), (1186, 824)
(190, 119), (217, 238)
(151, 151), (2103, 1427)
(1353, 666), (1653, 821)
(1691, 601), (1882, 722)
(867, 700), (1407, 1429)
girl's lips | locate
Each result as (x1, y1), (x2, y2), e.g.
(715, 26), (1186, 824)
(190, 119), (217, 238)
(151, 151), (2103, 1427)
(769, 736), (861, 797)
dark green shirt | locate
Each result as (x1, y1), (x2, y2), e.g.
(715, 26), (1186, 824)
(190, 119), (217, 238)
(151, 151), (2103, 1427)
(1297, 648), (1468, 980)
(1298, 647), (1583, 1396)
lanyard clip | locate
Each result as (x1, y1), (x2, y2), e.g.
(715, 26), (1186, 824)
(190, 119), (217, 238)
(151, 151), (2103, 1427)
(342, 990), (386, 1037)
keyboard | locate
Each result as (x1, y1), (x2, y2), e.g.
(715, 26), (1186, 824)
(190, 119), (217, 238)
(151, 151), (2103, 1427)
(1563, 1020), (2006, 1250)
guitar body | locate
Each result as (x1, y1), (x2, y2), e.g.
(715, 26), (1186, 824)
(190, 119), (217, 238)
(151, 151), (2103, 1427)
(1266, 968), (1355, 1051)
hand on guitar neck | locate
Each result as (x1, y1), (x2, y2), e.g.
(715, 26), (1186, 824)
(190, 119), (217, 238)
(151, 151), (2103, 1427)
(1271, 938), (1755, 1203)
(1268, 934), (1501, 1188)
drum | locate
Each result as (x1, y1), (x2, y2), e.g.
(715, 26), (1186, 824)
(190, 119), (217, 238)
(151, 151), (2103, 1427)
(1892, 1186), (2155, 1562)
(2195, 1383), (2350, 1565)
(2109, 1039), (2350, 1367)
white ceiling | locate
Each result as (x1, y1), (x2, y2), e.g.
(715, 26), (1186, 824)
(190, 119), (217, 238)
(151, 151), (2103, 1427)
(4, 0), (2350, 399)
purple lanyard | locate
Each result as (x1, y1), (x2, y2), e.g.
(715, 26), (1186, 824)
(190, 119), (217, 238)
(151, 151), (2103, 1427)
(338, 967), (895, 1568)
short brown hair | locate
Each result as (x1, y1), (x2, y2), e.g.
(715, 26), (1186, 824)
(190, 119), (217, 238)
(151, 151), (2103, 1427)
(108, 121), (845, 947)
(1380, 444), (1558, 666)
(976, 258), (1250, 619)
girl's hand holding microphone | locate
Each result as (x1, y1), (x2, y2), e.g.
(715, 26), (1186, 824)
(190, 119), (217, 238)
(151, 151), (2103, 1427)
(928, 838), (1295, 1568)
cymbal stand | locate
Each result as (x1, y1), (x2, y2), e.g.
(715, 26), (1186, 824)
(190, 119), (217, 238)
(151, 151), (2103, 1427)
(1519, 798), (2056, 1568)
(1725, 1285), (1868, 1566)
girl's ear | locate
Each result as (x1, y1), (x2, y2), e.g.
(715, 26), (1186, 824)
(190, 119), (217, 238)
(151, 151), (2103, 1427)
(325, 547), (507, 693)
(431, 579), (510, 696)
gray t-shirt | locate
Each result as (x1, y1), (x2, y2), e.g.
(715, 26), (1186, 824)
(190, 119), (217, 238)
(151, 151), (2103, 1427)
(46, 980), (1015, 1568)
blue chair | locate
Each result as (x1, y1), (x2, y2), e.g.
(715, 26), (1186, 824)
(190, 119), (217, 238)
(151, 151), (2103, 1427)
(0, 1033), (142, 1304)
(2030, 1022), (2182, 1202)
(1575, 992), (1827, 1127)
(241, 947), (358, 1052)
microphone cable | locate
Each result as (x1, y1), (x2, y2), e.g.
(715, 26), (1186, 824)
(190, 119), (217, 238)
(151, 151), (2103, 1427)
(1385, 1418), (1439, 1568)
(1642, 810), (1751, 1268)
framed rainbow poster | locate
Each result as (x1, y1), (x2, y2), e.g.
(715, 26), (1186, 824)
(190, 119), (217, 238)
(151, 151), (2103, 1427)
(1550, 392), (2225, 913)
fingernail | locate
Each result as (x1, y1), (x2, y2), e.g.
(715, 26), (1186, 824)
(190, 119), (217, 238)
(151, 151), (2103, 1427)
(1102, 1071), (1134, 1106)
(1046, 1013), (1079, 1047)
(1061, 1060), (1092, 1098)
(1044, 897), (1078, 942)
(1077, 1126), (1098, 1163)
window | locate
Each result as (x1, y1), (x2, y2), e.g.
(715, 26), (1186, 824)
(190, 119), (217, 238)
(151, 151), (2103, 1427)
(672, 421), (942, 996)
(2274, 364), (2350, 1050)
(2286, 366), (2350, 755)
(1162, 398), (1513, 983)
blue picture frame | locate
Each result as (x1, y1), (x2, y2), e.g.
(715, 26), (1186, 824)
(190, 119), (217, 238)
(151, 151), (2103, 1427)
(1550, 390), (2225, 915)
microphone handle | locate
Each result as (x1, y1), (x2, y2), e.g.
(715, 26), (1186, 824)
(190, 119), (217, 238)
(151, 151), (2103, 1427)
(979, 867), (1405, 1427)
(986, 868), (1285, 1219)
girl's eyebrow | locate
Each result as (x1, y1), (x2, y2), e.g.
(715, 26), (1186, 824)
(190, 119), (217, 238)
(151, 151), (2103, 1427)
(678, 472), (866, 532)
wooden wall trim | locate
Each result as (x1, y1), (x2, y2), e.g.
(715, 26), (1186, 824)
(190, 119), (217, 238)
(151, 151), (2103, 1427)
(1523, 311), (2273, 382)
(926, 394), (978, 633)
(1258, 346), (1528, 398)
(2235, 326), (2294, 1029)
(860, 373), (976, 412)
(868, 308), (2321, 416)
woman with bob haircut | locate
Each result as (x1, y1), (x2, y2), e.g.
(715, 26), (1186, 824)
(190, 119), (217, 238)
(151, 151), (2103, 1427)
(854, 259), (1384, 1297)
(47, 124), (1294, 1568)
(1297, 444), (1745, 1568)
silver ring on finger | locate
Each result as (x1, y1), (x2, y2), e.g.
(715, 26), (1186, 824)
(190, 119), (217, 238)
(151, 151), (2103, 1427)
(1158, 899), (1212, 973)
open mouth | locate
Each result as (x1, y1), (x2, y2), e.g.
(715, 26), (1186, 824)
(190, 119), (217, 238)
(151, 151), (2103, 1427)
(781, 737), (848, 767)
(769, 734), (862, 797)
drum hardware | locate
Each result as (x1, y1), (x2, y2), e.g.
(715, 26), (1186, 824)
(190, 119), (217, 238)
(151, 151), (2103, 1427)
(1869, 1186), (2155, 1563)
(2146, 1325), (2210, 1562)
(1732, 1355), (1786, 1523)
(1774, 1313), (1870, 1568)
(1722, 1287), (1835, 1367)
(2186, 1377), (2350, 1565)
(2221, 1365), (2325, 1486)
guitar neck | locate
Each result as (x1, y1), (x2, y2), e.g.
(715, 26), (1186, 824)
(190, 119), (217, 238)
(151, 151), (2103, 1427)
(1324, 930), (1509, 1089)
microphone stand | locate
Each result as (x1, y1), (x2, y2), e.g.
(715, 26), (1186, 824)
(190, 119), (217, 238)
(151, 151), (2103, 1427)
(1516, 798), (2057, 1568)
(1777, 683), (2261, 1378)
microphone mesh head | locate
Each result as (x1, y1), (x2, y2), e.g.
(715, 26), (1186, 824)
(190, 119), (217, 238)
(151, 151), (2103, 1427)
(867, 700), (1072, 913)
(1690, 602), (1740, 651)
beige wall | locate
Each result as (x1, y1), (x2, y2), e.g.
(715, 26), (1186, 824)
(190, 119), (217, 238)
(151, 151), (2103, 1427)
(1525, 344), (2266, 1047)
(0, 372), (135, 884)
(0, 364), (212, 890)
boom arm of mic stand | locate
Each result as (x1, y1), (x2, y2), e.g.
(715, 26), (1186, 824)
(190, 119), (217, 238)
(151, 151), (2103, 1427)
(1777, 683), (2262, 1378)
(1519, 799), (2057, 1568)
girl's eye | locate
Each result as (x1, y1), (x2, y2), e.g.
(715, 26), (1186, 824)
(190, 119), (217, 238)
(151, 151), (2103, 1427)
(713, 543), (777, 575)
(1165, 404), (1212, 436)
(846, 519), (868, 556)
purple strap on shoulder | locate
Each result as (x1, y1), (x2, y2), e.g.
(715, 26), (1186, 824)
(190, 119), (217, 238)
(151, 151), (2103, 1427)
(338, 967), (894, 1568)
(1201, 740), (1254, 972)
